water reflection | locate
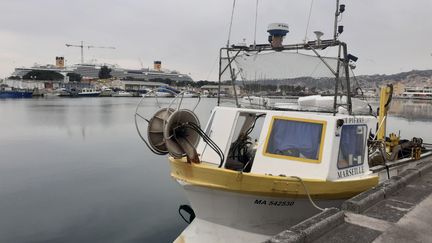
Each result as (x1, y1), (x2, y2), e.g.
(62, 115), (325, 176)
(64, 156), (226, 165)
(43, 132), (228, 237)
(0, 97), (429, 242)
(389, 99), (432, 122)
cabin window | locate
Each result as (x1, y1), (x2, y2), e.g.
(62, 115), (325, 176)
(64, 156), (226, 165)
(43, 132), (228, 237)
(337, 125), (367, 169)
(264, 117), (326, 163)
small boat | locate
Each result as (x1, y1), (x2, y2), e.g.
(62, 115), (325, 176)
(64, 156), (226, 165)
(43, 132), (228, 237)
(0, 86), (32, 99)
(134, 2), (432, 242)
(180, 91), (199, 98)
(78, 88), (100, 97)
(240, 96), (270, 108)
(99, 88), (113, 97)
(155, 86), (179, 97)
(112, 90), (133, 97)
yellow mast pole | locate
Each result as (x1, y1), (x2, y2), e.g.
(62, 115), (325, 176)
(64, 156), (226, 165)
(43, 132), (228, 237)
(377, 85), (393, 141)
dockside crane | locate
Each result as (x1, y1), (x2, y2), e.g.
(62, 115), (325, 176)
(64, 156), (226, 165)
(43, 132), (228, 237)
(65, 41), (116, 64)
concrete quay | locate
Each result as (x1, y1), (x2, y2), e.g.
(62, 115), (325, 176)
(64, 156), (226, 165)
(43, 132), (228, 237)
(267, 160), (432, 243)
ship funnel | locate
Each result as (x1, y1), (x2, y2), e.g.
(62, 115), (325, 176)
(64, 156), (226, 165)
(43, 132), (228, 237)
(154, 61), (162, 71)
(267, 23), (289, 49)
(56, 56), (65, 68)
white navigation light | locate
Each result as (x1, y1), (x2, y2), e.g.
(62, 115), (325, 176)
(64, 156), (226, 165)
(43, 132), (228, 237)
(267, 23), (289, 48)
(314, 31), (324, 45)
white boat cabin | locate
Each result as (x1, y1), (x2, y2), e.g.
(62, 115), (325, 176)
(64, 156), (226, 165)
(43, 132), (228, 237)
(196, 106), (377, 181)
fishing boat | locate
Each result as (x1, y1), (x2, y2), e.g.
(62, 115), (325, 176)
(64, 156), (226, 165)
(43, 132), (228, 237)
(134, 2), (432, 242)
(78, 88), (100, 97)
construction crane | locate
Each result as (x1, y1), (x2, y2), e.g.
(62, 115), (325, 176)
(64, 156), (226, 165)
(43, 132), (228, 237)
(65, 41), (115, 64)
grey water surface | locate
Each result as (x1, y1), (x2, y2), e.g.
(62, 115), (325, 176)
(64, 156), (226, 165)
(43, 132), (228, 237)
(0, 97), (215, 243)
(0, 97), (431, 243)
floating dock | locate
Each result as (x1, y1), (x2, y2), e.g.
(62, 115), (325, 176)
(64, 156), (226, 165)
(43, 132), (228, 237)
(267, 158), (432, 243)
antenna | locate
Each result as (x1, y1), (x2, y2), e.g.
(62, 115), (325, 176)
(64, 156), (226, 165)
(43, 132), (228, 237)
(333, 0), (346, 40)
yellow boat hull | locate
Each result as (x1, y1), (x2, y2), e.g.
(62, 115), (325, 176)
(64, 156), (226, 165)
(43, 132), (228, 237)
(169, 158), (379, 200)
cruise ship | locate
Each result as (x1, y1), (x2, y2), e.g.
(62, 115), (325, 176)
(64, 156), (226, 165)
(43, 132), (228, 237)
(10, 58), (193, 82)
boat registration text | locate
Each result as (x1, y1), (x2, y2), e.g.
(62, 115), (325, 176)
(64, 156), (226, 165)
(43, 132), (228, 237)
(254, 200), (295, 206)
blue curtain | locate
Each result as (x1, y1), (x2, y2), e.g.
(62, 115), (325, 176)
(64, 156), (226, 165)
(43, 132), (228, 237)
(266, 119), (323, 160)
(339, 125), (365, 167)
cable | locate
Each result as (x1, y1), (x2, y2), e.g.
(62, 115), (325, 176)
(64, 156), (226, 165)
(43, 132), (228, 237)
(205, 55), (220, 81)
(350, 67), (374, 116)
(253, 0), (259, 47)
(182, 122), (225, 167)
(227, 0), (237, 47)
(291, 176), (325, 211)
(304, 0), (315, 43)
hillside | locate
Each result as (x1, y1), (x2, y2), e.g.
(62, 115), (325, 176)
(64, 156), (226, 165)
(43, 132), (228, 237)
(249, 69), (432, 91)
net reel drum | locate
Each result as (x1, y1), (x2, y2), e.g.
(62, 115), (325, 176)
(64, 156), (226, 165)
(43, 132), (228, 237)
(135, 90), (202, 162)
(164, 109), (201, 163)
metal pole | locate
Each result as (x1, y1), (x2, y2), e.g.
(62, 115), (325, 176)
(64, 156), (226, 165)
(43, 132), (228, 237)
(226, 50), (239, 107)
(308, 44), (337, 75)
(333, 44), (342, 115)
(333, 0), (340, 40)
(80, 41), (84, 64)
(217, 48), (223, 106)
(342, 43), (352, 114)
(220, 49), (242, 75)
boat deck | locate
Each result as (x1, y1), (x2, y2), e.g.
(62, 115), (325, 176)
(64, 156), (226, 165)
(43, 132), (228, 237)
(267, 159), (432, 243)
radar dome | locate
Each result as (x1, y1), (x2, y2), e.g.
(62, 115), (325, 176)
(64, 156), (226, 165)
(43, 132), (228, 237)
(267, 23), (289, 48)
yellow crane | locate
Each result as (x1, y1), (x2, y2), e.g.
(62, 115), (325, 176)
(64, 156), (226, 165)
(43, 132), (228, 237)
(65, 41), (115, 64)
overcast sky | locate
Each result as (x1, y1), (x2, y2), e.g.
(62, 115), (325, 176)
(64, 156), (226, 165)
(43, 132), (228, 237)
(1, 0), (431, 81)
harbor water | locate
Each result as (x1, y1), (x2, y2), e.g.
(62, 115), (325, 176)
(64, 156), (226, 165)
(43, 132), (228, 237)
(0, 97), (431, 242)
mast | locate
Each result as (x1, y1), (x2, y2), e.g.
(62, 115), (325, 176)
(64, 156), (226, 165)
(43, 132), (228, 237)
(333, 0), (340, 40)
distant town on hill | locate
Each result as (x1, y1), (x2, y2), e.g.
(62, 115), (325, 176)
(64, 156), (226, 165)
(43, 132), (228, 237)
(2, 64), (431, 97)
(249, 69), (432, 91)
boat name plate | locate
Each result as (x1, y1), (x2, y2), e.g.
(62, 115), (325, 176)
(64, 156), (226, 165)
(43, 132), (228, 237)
(337, 165), (365, 178)
(343, 117), (365, 124)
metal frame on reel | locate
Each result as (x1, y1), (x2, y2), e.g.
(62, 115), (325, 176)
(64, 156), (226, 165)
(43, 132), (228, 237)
(134, 90), (202, 155)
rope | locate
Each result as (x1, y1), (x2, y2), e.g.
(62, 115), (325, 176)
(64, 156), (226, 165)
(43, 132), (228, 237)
(304, 0), (315, 43)
(205, 55), (220, 81)
(291, 176), (325, 211)
(350, 67), (374, 116)
(227, 0), (237, 47)
(253, 0), (259, 47)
